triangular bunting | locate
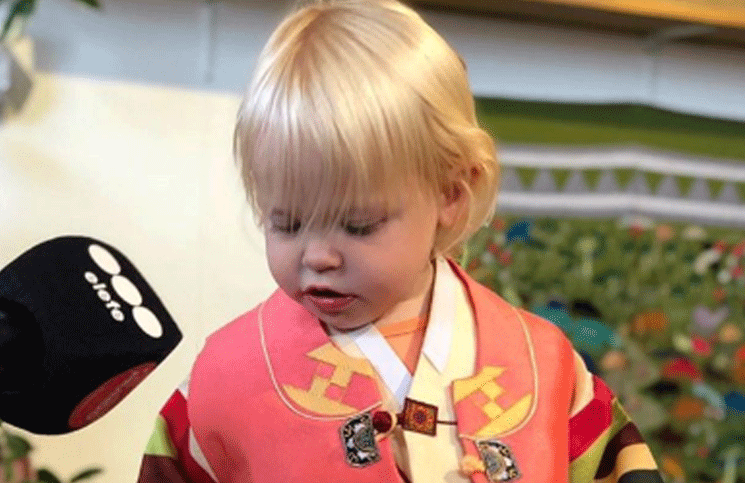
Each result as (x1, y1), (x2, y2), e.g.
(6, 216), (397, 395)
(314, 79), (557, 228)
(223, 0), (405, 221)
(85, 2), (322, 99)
(516, 167), (538, 190)
(552, 169), (571, 190)
(676, 176), (694, 197)
(737, 183), (745, 203)
(614, 168), (635, 189)
(644, 172), (663, 193)
(583, 169), (602, 191)
(707, 179), (725, 199)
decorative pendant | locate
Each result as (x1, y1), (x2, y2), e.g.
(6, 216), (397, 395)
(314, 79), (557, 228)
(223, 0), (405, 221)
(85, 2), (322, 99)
(477, 439), (521, 482)
(400, 398), (438, 436)
(340, 413), (381, 467)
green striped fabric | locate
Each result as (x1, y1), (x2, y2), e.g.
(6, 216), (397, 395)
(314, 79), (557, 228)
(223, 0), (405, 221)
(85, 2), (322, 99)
(144, 415), (177, 458)
(570, 399), (633, 482)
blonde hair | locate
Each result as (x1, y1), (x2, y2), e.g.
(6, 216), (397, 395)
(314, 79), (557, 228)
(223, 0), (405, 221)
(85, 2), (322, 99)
(234, 0), (499, 255)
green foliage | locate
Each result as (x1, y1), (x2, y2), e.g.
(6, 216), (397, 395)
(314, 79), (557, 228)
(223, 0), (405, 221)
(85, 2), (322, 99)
(36, 469), (63, 483)
(465, 215), (745, 482)
(4, 433), (32, 460)
(72, 0), (99, 7)
(69, 469), (102, 482)
(0, 420), (103, 483)
(1, 0), (36, 41)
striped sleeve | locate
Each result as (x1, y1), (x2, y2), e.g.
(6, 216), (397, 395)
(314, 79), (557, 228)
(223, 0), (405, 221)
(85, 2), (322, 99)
(568, 352), (663, 483)
(137, 382), (218, 483)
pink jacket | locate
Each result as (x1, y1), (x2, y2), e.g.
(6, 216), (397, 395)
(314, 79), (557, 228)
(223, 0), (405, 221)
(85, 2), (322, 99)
(188, 261), (575, 483)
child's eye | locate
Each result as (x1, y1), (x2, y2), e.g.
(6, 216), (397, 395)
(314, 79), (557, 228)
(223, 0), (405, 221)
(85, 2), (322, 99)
(271, 219), (302, 235)
(343, 218), (386, 236)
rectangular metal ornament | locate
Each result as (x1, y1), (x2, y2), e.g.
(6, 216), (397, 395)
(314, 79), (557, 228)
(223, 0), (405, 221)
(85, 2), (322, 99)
(340, 413), (381, 467)
(477, 439), (521, 482)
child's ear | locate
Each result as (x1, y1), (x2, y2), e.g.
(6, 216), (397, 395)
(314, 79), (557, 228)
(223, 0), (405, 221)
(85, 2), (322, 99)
(438, 167), (479, 228)
(438, 179), (466, 228)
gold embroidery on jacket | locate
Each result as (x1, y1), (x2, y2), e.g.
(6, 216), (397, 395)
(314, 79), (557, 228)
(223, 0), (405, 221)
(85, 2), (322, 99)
(453, 366), (533, 437)
(283, 343), (375, 416)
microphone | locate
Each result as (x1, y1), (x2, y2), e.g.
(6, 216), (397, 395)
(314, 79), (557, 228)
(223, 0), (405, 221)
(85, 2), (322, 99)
(0, 236), (182, 434)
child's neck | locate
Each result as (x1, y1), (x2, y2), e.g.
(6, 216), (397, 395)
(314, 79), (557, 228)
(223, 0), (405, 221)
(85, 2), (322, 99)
(374, 260), (435, 330)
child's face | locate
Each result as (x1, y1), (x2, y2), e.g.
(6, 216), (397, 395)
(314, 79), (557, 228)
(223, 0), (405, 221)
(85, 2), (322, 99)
(264, 188), (448, 331)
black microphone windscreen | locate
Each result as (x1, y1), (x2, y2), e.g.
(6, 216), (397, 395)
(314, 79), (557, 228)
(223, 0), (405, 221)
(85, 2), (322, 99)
(0, 236), (182, 434)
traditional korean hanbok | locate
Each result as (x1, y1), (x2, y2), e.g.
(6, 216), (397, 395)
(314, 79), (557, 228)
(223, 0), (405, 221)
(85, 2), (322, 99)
(138, 259), (661, 483)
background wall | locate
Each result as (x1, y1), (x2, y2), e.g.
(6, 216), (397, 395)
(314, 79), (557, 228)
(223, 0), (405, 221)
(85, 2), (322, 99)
(21, 0), (745, 120)
(1, 0), (744, 482)
(0, 60), (275, 482)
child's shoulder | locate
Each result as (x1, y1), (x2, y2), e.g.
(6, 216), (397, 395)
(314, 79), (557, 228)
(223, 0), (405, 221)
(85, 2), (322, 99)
(515, 306), (571, 343)
(195, 288), (312, 366)
(195, 289), (285, 365)
(203, 301), (263, 349)
(460, 266), (570, 346)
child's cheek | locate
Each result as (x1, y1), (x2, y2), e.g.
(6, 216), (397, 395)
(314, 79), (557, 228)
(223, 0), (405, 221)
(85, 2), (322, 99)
(265, 240), (296, 292)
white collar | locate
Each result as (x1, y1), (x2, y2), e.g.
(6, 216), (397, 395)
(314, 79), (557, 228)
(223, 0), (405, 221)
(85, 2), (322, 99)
(329, 258), (458, 407)
(422, 257), (457, 373)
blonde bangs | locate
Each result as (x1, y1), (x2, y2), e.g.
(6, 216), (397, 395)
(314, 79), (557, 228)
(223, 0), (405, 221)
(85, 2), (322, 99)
(236, 1), (445, 229)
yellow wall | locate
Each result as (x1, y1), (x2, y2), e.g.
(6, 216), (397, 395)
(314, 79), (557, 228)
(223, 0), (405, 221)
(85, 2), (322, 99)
(0, 54), (276, 482)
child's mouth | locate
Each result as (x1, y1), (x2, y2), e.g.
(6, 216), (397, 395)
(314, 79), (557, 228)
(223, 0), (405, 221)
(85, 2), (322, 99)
(307, 288), (345, 297)
(303, 288), (355, 313)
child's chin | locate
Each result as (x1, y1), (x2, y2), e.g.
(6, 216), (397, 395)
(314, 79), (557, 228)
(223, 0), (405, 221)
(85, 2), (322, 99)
(318, 314), (372, 332)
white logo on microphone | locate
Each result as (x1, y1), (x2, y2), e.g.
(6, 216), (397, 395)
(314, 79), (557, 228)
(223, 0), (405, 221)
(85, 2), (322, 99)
(84, 244), (163, 339)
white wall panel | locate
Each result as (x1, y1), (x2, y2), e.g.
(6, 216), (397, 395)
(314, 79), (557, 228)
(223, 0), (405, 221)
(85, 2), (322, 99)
(23, 0), (745, 120)
(422, 10), (656, 104)
(0, 72), (273, 483)
(207, 0), (291, 92)
(28, 0), (208, 87)
(654, 42), (745, 120)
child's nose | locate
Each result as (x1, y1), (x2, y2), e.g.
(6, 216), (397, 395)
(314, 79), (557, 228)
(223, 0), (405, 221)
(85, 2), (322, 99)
(302, 235), (342, 272)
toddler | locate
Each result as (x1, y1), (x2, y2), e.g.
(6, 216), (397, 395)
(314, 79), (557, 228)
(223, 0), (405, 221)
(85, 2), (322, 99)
(138, 1), (662, 482)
